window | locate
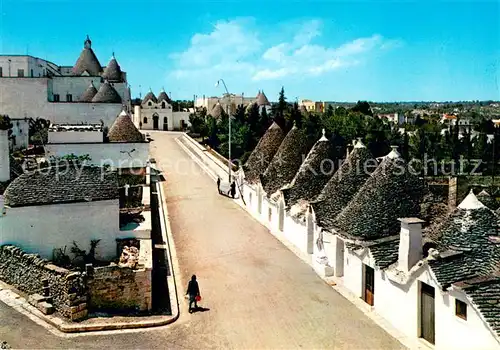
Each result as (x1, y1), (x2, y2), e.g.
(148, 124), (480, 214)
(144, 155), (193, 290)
(455, 299), (467, 320)
(17, 69), (24, 77)
(0, 67), (3, 77)
(148, 101), (152, 106)
(143, 117), (148, 124)
(66, 94), (73, 102)
(53, 94), (60, 102)
(161, 101), (166, 108)
(31, 69), (34, 77)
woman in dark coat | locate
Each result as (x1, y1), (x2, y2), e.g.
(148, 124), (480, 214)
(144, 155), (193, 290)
(230, 181), (236, 199)
(186, 275), (200, 312)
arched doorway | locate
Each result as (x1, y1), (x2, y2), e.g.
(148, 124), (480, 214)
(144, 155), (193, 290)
(153, 114), (159, 130)
(163, 117), (168, 131)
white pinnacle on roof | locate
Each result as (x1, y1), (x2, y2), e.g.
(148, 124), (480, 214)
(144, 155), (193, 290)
(354, 137), (366, 148)
(386, 145), (401, 159)
(319, 128), (328, 141)
(458, 190), (486, 210)
(479, 190), (490, 196)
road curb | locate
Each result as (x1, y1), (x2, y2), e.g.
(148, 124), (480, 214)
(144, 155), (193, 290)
(0, 284), (177, 334)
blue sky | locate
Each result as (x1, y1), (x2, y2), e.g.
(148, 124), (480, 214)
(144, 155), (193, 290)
(0, 0), (498, 102)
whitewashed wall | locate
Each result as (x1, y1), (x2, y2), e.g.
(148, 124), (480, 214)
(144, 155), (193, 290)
(44, 142), (149, 168)
(48, 130), (103, 143)
(0, 78), (123, 127)
(0, 199), (136, 261)
(342, 247), (500, 349)
(134, 106), (191, 131)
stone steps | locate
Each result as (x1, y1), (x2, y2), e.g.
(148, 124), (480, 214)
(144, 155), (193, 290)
(28, 293), (54, 315)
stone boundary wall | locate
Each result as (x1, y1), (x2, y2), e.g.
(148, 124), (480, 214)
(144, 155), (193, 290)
(0, 245), (88, 320)
(87, 238), (152, 312)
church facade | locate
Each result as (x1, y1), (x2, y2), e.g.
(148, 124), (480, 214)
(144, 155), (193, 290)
(0, 36), (130, 127)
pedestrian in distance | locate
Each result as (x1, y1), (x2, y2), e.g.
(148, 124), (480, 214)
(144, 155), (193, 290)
(230, 181), (236, 199)
(186, 274), (201, 313)
(217, 177), (221, 194)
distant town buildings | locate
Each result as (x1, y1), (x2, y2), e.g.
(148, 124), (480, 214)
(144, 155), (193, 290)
(0, 36), (131, 127)
(199, 90), (272, 118)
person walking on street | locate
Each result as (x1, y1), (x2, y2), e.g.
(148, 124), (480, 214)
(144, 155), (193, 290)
(186, 275), (201, 313)
(217, 177), (221, 194)
(230, 181), (236, 199)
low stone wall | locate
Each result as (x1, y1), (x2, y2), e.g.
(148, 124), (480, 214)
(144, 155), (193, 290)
(87, 238), (152, 312)
(0, 245), (88, 320)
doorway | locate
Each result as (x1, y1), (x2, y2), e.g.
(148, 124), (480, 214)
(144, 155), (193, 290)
(278, 200), (284, 231)
(363, 265), (375, 306)
(420, 282), (435, 344)
(153, 114), (159, 130)
(163, 117), (168, 131)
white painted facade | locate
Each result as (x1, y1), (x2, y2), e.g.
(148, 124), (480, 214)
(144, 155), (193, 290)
(44, 142), (149, 169)
(0, 199), (133, 261)
(9, 118), (30, 150)
(133, 105), (191, 131)
(187, 144), (500, 350)
(0, 130), (9, 181)
(48, 129), (103, 144)
(0, 78), (124, 127)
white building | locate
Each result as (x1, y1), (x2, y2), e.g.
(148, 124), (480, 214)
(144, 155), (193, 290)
(198, 90), (272, 118)
(237, 126), (500, 349)
(133, 89), (190, 131)
(45, 109), (149, 169)
(0, 129), (9, 182)
(0, 36), (130, 127)
(377, 113), (405, 125)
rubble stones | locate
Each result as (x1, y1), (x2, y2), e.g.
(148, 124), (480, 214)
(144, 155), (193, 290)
(119, 246), (140, 269)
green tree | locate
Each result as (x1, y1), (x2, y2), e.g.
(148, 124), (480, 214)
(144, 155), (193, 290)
(350, 101), (373, 116)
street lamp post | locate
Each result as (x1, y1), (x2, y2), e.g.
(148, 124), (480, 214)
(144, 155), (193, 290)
(216, 79), (231, 182)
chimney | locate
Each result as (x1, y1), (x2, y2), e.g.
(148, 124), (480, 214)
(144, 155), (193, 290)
(0, 129), (10, 182)
(346, 139), (356, 158)
(397, 218), (425, 272)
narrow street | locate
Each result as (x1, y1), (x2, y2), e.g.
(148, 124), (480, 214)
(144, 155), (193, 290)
(0, 131), (404, 349)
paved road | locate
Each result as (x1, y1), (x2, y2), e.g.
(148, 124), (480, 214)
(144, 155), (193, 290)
(0, 131), (404, 349)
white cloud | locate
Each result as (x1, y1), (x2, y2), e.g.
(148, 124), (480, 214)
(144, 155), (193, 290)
(169, 18), (401, 84)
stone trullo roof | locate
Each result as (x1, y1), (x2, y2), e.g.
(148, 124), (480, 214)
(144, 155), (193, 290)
(108, 110), (144, 142)
(91, 80), (122, 103)
(142, 89), (157, 104)
(209, 102), (225, 119)
(4, 166), (118, 207)
(332, 147), (424, 240)
(311, 140), (377, 230)
(157, 89), (171, 104)
(72, 35), (103, 76)
(79, 81), (98, 102)
(243, 122), (285, 184)
(260, 124), (311, 197)
(476, 190), (499, 210)
(256, 91), (270, 106)
(281, 129), (341, 210)
(423, 191), (500, 336)
(102, 53), (123, 82)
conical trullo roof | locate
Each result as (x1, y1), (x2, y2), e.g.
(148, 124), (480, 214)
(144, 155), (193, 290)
(108, 109), (144, 142)
(72, 36), (103, 76)
(311, 139), (377, 230)
(157, 89), (171, 104)
(102, 53), (123, 82)
(256, 91), (270, 106)
(282, 129), (341, 209)
(332, 147), (424, 239)
(260, 124), (312, 197)
(210, 102), (225, 119)
(476, 190), (499, 210)
(142, 89), (157, 104)
(243, 122), (285, 184)
(79, 81), (98, 102)
(92, 80), (122, 103)
(425, 190), (500, 285)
